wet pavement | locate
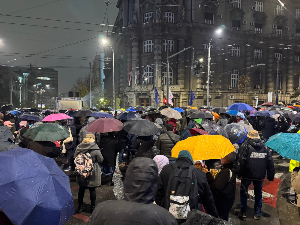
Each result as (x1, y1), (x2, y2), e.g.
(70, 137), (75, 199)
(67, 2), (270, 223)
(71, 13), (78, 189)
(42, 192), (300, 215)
(64, 155), (299, 225)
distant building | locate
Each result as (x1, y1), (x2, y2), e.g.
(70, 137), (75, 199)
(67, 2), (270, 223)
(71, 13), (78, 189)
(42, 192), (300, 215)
(105, 0), (300, 107)
(0, 65), (58, 109)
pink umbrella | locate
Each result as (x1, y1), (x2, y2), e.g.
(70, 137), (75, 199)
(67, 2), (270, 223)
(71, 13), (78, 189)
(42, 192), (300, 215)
(85, 118), (123, 133)
(42, 113), (71, 122)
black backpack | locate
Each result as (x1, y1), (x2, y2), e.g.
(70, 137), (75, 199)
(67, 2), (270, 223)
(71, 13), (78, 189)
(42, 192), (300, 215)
(165, 162), (199, 219)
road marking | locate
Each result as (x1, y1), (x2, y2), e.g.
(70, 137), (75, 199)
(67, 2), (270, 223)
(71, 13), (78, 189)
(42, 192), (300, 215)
(73, 213), (90, 222)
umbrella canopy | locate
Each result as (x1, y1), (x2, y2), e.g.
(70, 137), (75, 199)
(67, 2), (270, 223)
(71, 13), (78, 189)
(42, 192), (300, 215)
(211, 112), (219, 120)
(228, 103), (252, 111)
(173, 107), (184, 113)
(213, 108), (226, 114)
(201, 120), (228, 138)
(287, 105), (294, 110)
(123, 120), (158, 136)
(42, 113), (71, 122)
(282, 110), (294, 119)
(20, 114), (42, 121)
(290, 113), (300, 122)
(72, 110), (92, 117)
(224, 124), (247, 144)
(188, 128), (210, 136)
(142, 111), (160, 119)
(23, 123), (69, 141)
(126, 107), (137, 112)
(255, 111), (272, 117)
(241, 107), (257, 116)
(9, 110), (19, 116)
(172, 135), (235, 160)
(237, 121), (254, 132)
(188, 111), (206, 119)
(281, 107), (293, 112)
(160, 108), (182, 119)
(204, 111), (213, 119)
(133, 106), (145, 111)
(90, 112), (114, 118)
(85, 118), (123, 133)
(117, 111), (141, 121)
(262, 102), (274, 106)
(226, 110), (239, 116)
(0, 148), (74, 225)
(0, 105), (14, 112)
(266, 133), (300, 161)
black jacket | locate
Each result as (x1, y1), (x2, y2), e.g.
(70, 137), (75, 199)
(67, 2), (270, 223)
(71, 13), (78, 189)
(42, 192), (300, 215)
(155, 157), (218, 218)
(238, 138), (275, 181)
(27, 141), (61, 158)
(206, 163), (236, 220)
(156, 131), (180, 158)
(275, 119), (289, 133)
(260, 117), (276, 138)
(87, 158), (177, 225)
(100, 135), (120, 167)
(134, 136), (155, 158)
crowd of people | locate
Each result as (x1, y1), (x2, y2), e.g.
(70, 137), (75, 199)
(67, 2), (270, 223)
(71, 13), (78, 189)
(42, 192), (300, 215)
(0, 103), (300, 225)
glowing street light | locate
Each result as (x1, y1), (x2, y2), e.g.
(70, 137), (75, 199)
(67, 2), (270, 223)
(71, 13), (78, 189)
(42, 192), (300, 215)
(278, 0), (284, 7)
(0, 39), (3, 46)
(199, 58), (204, 63)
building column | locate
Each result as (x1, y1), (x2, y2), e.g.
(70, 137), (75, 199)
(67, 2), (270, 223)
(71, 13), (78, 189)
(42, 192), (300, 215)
(154, 37), (162, 89)
(245, 45), (252, 91)
(287, 49), (294, 93)
(177, 39), (185, 87)
(132, 36), (139, 88)
(266, 48), (275, 93)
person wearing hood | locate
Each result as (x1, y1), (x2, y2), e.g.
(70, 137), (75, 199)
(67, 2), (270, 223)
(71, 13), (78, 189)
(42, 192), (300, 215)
(74, 134), (104, 214)
(202, 152), (237, 221)
(275, 116), (289, 133)
(155, 150), (218, 221)
(235, 130), (275, 220)
(156, 124), (180, 158)
(0, 126), (17, 152)
(78, 117), (96, 143)
(153, 155), (169, 174)
(260, 116), (276, 143)
(133, 136), (155, 158)
(87, 157), (177, 225)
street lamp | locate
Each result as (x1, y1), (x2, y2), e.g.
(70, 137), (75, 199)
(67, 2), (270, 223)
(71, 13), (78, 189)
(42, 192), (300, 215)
(207, 27), (224, 107)
(101, 37), (115, 109)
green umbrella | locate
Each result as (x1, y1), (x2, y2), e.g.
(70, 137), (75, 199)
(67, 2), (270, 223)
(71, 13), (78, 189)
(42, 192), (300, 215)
(281, 107), (293, 112)
(23, 123), (70, 141)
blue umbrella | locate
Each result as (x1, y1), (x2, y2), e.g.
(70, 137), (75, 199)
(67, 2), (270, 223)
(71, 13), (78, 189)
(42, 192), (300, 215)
(228, 103), (253, 111)
(91, 112), (114, 118)
(173, 107), (184, 113)
(117, 111), (141, 121)
(126, 107), (137, 112)
(20, 114), (41, 121)
(266, 133), (300, 161)
(9, 110), (19, 116)
(226, 110), (239, 116)
(0, 148), (74, 225)
(255, 111), (272, 117)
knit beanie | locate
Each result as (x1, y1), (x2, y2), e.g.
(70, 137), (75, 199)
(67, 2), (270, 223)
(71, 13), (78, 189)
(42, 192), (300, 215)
(178, 150), (193, 162)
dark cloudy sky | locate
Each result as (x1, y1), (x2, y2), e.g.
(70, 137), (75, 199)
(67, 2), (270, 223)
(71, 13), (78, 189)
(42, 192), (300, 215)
(0, 0), (118, 93)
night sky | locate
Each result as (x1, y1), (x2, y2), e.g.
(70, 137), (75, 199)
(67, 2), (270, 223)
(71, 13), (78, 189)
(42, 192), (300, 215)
(0, 0), (118, 93)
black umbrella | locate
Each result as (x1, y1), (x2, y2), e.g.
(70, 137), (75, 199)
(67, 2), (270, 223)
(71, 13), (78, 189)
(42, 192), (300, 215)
(290, 113), (300, 122)
(201, 120), (229, 138)
(72, 110), (92, 117)
(117, 112), (141, 121)
(134, 106), (145, 111)
(158, 106), (168, 110)
(204, 111), (213, 119)
(123, 120), (158, 136)
(142, 111), (160, 119)
(0, 105), (14, 112)
(212, 108), (226, 114)
(188, 111), (206, 119)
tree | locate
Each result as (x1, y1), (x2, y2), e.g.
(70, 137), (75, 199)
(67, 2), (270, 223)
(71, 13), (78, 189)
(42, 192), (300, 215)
(238, 74), (250, 94)
(290, 89), (300, 99)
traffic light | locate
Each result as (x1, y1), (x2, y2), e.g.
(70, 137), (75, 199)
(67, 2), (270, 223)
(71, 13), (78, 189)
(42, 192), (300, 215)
(209, 71), (214, 86)
(163, 98), (167, 105)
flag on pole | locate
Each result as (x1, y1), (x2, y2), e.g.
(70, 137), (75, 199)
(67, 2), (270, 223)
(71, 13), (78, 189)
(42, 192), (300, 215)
(135, 64), (138, 85)
(154, 87), (159, 104)
(189, 90), (195, 106)
(168, 89), (173, 106)
(128, 64), (131, 86)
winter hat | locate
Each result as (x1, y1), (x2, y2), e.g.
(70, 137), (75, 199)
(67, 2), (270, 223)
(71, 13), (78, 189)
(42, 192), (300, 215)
(88, 117), (96, 123)
(153, 155), (169, 174)
(178, 150), (193, 162)
(83, 133), (95, 143)
(19, 121), (28, 128)
(247, 130), (260, 139)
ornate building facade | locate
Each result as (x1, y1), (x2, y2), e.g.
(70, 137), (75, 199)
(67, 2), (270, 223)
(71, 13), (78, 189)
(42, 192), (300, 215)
(104, 0), (300, 108)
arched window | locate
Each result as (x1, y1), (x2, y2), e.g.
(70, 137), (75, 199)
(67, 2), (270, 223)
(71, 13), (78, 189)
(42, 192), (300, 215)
(143, 66), (153, 84)
(231, 69), (239, 88)
(162, 66), (173, 85)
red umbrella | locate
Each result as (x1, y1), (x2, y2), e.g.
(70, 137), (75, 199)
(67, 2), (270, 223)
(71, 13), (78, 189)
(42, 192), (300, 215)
(85, 118), (123, 133)
(287, 105), (294, 110)
(189, 128), (210, 136)
(262, 102), (274, 106)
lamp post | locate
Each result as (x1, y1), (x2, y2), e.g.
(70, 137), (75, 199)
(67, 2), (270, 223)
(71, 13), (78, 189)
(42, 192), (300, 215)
(275, 59), (279, 105)
(207, 28), (223, 107)
(101, 37), (116, 109)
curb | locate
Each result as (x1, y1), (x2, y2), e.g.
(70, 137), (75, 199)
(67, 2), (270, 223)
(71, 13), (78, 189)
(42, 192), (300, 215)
(276, 173), (300, 225)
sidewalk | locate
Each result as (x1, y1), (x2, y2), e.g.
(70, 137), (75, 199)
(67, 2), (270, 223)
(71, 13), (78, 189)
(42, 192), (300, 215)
(277, 173), (300, 225)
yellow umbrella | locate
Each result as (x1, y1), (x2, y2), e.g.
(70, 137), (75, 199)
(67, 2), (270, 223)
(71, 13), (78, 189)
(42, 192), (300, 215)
(172, 135), (235, 161)
(191, 107), (198, 110)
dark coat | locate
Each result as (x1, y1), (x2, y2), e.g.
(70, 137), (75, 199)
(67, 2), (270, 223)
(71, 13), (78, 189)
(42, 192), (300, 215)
(260, 117), (276, 138)
(155, 157), (219, 218)
(74, 142), (104, 187)
(0, 126), (17, 152)
(87, 157), (177, 225)
(134, 136), (155, 158)
(238, 138), (275, 181)
(156, 131), (180, 158)
(206, 163), (236, 220)
(64, 124), (77, 152)
(182, 210), (229, 225)
(99, 135), (120, 167)
(275, 119), (289, 133)
(27, 141), (61, 158)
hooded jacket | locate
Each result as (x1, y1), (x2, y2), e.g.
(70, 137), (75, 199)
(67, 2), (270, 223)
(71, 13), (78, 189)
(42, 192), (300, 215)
(156, 131), (180, 158)
(238, 138), (275, 181)
(0, 126), (17, 152)
(87, 158), (177, 225)
(74, 142), (104, 187)
(155, 157), (218, 218)
(260, 117), (276, 138)
(275, 117), (289, 133)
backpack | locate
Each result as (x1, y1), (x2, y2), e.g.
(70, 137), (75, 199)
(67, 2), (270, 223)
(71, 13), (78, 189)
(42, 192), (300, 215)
(74, 152), (94, 178)
(166, 162), (198, 219)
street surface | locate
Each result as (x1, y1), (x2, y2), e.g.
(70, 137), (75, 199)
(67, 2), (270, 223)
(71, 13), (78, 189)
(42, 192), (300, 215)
(63, 155), (298, 225)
